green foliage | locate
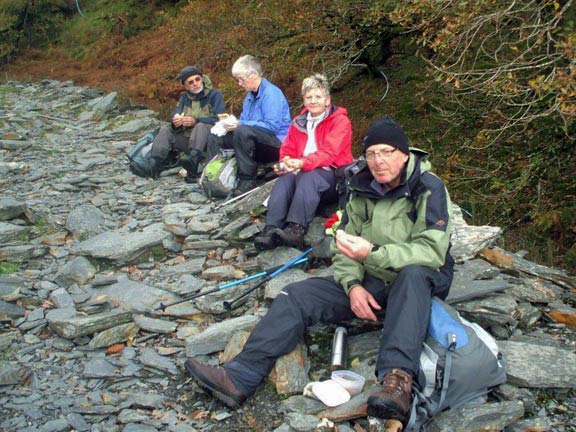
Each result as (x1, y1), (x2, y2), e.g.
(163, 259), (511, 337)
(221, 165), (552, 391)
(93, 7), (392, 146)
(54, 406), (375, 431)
(0, 0), (72, 63)
(0, 262), (19, 275)
(58, 0), (181, 59)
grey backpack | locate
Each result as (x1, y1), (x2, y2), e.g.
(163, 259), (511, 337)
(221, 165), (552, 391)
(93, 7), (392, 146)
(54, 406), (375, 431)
(199, 149), (238, 199)
(406, 298), (507, 431)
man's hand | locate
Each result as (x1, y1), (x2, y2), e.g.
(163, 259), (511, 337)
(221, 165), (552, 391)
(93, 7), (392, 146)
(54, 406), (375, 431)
(349, 285), (381, 321)
(172, 113), (184, 127)
(335, 230), (372, 261)
(181, 116), (197, 127)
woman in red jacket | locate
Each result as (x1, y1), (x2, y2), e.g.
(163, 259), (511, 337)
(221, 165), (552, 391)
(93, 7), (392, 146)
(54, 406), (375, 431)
(254, 74), (353, 249)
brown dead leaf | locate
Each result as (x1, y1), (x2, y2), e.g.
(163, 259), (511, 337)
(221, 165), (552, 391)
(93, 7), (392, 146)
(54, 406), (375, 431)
(190, 410), (210, 420)
(106, 343), (125, 355)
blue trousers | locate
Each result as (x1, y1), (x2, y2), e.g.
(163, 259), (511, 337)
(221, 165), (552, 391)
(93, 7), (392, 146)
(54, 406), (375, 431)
(225, 264), (453, 395)
(267, 168), (338, 229)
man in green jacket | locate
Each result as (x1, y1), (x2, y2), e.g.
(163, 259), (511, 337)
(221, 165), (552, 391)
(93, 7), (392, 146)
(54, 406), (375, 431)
(184, 117), (455, 427)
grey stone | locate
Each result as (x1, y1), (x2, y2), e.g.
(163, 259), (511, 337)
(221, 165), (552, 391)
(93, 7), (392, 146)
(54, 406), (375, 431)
(0, 195), (26, 221)
(498, 340), (576, 388)
(66, 413), (90, 431)
(0, 221), (29, 243)
(66, 204), (106, 238)
(87, 278), (179, 313)
(185, 314), (260, 356)
(139, 347), (178, 375)
(133, 314), (177, 334)
(0, 299), (26, 318)
(49, 287), (75, 309)
(88, 322), (138, 349)
(49, 310), (133, 339)
(0, 277), (23, 301)
(428, 400), (524, 432)
(83, 357), (119, 378)
(71, 226), (170, 265)
(0, 243), (48, 262)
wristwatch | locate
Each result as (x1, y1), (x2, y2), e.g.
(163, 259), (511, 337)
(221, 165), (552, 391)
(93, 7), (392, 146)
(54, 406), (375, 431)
(345, 279), (362, 291)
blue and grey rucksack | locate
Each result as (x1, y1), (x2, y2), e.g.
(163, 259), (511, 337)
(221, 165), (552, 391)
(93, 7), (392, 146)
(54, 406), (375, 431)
(127, 128), (159, 178)
(406, 298), (507, 431)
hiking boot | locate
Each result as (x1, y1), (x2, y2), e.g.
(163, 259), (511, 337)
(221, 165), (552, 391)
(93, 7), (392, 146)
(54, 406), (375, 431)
(367, 368), (413, 423)
(184, 358), (247, 409)
(233, 178), (262, 197)
(254, 225), (279, 250)
(149, 157), (163, 179)
(181, 152), (203, 183)
(275, 223), (306, 248)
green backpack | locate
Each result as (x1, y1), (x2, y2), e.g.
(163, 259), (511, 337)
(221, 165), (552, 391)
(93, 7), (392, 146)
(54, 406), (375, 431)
(199, 149), (238, 198)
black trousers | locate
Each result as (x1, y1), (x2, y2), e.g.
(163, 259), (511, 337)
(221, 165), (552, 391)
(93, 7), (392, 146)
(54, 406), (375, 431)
(206, 125), (280, 178)
(225, 264), (453, 395)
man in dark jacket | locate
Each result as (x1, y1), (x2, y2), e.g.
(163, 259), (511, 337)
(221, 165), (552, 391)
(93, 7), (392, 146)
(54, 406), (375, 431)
(185, 117), (454, 428)
(149, 65), (226, 182)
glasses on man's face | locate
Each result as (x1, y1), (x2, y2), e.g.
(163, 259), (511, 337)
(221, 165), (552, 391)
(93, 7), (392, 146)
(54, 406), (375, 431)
(185, 76), (202, 85)
(365, 148), (398, 161)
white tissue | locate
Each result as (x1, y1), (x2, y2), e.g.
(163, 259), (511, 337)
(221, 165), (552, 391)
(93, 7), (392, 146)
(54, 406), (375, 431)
(211, 115), (238, 137)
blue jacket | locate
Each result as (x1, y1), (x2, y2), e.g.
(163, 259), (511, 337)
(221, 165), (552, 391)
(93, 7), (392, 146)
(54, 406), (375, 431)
(239, 77), (291, 142)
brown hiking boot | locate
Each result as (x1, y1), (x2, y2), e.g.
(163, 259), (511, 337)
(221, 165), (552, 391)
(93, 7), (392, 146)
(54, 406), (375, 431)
(184, 358), (247, 409)
(366, 368), (413, 423)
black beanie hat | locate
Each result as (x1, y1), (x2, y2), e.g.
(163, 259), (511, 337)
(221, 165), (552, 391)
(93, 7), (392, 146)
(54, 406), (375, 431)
(178, 66), (203, 83)
(363, 116), (409, 155)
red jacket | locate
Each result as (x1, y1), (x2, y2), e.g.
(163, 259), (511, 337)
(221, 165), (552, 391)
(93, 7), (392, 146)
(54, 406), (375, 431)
(279, 105), (353, 171)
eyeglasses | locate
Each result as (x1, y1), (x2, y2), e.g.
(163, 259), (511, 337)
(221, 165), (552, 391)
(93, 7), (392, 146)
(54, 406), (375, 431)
(235, 73), (252, 84)
(185, 76), (202, 85)
(365, 148), (398, 161)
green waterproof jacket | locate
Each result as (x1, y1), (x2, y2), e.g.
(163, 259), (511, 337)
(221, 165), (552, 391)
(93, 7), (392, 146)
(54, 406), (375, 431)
(333, 148), (453, 294)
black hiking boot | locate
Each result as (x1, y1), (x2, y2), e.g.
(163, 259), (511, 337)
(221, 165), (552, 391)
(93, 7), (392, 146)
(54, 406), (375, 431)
(367, 368), (413, 423)
(275, 223), (306, 248)
(233, 179), (262, 197)
(181, 152), (203, 183)
(149, 157), (164, 179)
(254, 225), (279, 250)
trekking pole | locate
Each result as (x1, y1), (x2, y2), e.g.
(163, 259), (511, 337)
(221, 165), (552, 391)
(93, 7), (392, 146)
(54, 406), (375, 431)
(154, 256), (309, 311)
(212, 184), (263, 211)
(223, 247), (313, 310)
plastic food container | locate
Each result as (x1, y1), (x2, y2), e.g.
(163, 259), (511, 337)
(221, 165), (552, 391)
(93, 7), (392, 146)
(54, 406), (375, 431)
(331, 370), (366, 397)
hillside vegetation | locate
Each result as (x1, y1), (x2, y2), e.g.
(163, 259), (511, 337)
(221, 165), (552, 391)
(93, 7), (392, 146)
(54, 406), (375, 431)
(1, 0), (574, 272)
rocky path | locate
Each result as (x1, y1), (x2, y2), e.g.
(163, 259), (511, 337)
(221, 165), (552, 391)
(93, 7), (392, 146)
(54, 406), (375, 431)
(1, 80), (575, 432)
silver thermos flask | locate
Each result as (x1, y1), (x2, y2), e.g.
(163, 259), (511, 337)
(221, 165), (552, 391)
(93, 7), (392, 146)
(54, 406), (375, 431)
(330, 326), (348, 371)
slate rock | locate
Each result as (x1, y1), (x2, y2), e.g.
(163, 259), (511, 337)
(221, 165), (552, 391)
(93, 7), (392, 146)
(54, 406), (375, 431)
(498, 340), (576, 388)
(66, 204), (106, 238)
(0, 195), (26, 221)
(185, 314), (260, 356)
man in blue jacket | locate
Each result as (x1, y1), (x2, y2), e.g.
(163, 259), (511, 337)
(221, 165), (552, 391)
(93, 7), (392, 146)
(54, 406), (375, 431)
(149, 65), (226, 182)
(206, 55), (291, 194)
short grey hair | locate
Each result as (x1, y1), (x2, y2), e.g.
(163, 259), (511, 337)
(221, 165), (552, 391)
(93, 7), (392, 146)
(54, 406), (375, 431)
(301, 74), (330, 98)
(232, 55), (263, 77)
